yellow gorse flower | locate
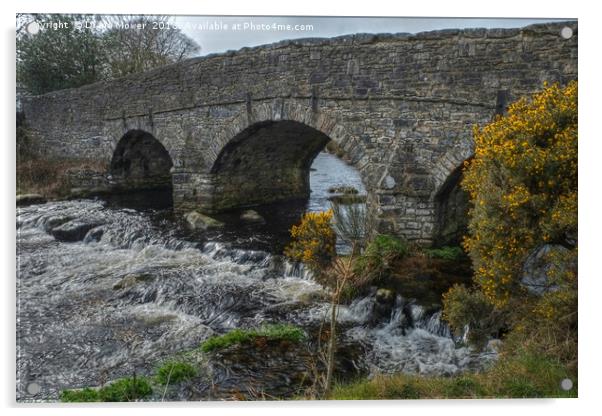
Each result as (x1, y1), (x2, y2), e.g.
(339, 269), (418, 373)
(462, 81), (577, 306)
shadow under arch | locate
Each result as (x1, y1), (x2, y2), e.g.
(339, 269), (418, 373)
(109, 129), (174, 207)
(433, 157), (473, 247)
(209, 119), (357, 211)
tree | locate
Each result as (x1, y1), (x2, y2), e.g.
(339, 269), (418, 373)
(461, 81), (577, 306)
(16, 14), (201, 94)
(101, 15), (200, 78)
(17, 14), (105, 95)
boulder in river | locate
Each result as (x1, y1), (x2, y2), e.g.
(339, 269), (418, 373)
(50, 219), (104, 242)
(327, 186), (359, 195)
(69, 187), (111, 199)
(184, 211), (224, 231)
(327, 194), (367, 205)
(42, 215), (73, 233)
(113, 273), (154, 290)
(240, 209), (265, 224)
(84, 226), (104, 243)
(16, 194), (46, 207)
(374, 288), (396, 319)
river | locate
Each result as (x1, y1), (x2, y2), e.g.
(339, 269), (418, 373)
(16, 152), (496, 401)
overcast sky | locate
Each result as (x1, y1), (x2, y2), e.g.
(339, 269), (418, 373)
(171, 16), (573, 56)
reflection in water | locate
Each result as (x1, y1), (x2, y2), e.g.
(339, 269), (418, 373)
(308, 152), (366, 212)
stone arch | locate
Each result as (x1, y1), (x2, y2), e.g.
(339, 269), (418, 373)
(205, 102), (370, 212)
(431, 146), (474, 246)
(109, 129), (174, 193)
(207, 101), (364, 170)
(431, 144), (475, 198)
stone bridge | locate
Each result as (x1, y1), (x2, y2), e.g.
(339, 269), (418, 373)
(21, 21), (577, 245)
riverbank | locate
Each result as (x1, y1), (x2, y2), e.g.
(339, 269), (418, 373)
(331, 349), (576, 399)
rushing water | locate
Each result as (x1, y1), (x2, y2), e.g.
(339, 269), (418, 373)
(16, 153), (496, 401)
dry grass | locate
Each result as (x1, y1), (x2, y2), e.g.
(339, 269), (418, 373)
(331, 350), (577, 399)
(16, 157), (107, 199)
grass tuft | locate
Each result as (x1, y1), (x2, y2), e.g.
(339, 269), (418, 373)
(155, 360), (197, 385)
(425, 246), (465, 261)
(330, 351), (576, 399)
(200, 324), (305, 353)
(60, 376), (152, 402)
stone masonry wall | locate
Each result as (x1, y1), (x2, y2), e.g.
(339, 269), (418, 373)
(21, 21), (578, 244)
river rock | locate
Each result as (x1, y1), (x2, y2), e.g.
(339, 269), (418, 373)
(521, 244), (574, 295)
(113, 273), (154, 290)
(240, 209), (265, 224)
(42, 215), (73, 232)
(50, 219), (104, 242)
(327, 186), (359, 194)
(327, 194), (367, 205)
(374, 288), (396, 319)
(184, 211), (224, 231)
(16, 193), (46, 206)
(70, 186), (110, 198)
(84, 226), (104, 243)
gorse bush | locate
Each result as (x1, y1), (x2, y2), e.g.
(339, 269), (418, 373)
(462, 81), (577, 306)
(284, 210), (336, 272)
(438, 82), (578, 379)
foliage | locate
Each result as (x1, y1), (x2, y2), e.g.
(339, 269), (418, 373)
(155, 360), (197, 385)
(462, 81), (577, 306)
(330, 351), (575, 399)
(200, 324), (305, 353)
(442, 284), (508, 348)
(60, 376), (152, 402)
(16, 115), (33, 161)
(425, 246), (464, 261)
(284, 210), (336, 272)
(59, 387), (101, 402)
(101, 15), (200, 78)
(16, 14), (200, 94)
(331, 199), (371, 253)
(353, 234), (408, 282)
(17, 14), (105, 95)
(97, 377), (153, 402)
(17, 157), (107, 198)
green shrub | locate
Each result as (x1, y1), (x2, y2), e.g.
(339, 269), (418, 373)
(200, 324), (305, 353)
(425, 246), (465, 261)
(442, 284), (508, 348)
(59, 387), (100, 402)
(60, 376), (153, 402)
(155, 360), (197, 385)
(354, 235), (408, 282)
(97, 377), (152, 402)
